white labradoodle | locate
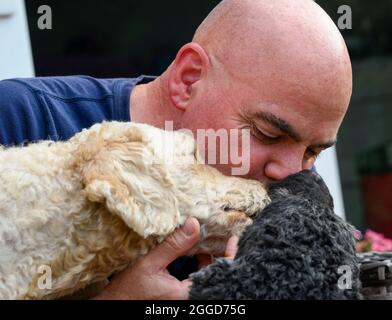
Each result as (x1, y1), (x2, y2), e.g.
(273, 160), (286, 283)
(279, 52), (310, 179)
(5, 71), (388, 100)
(0, 121), (269, 299)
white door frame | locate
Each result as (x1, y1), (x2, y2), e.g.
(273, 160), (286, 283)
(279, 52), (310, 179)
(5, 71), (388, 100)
(316, 147), (346, 220)
(0, 0), (35, 80)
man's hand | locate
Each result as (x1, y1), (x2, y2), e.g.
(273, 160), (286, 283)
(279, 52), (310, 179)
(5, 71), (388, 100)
(93, 217), (201, 300)
(93, 217), (239, 300)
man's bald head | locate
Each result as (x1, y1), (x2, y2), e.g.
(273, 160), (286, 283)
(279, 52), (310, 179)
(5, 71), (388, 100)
(192, 0), (352, 113)
(133, 0), (353, 181)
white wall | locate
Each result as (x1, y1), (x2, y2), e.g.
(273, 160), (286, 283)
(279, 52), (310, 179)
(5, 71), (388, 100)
(316, 146), (346, 220)
(0, 0), (34, 80)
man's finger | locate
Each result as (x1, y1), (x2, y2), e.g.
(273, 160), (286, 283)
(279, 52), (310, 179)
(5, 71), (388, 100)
(144, 217), (200, 270)
(178, 278), (193, 300)
(225, 235), (239, 260)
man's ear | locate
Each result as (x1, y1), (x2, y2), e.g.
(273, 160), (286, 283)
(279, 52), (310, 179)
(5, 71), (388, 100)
(168, 42), (210, 110)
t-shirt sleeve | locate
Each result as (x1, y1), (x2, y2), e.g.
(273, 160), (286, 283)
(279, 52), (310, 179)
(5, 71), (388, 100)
(0, 79), (47, 146)
(0, 76), (135, 146)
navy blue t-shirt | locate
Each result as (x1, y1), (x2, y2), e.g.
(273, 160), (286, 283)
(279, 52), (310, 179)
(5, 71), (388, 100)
(0, 75), (156, 146)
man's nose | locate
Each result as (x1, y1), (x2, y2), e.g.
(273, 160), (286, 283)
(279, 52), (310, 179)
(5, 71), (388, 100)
(264, 153), (303, 181)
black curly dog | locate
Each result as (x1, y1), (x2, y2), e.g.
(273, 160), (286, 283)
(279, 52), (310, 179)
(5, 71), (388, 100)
(190, 170), (361, 300)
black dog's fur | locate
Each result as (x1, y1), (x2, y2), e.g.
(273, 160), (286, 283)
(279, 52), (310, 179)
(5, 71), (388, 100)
(190, 170), (361, 299)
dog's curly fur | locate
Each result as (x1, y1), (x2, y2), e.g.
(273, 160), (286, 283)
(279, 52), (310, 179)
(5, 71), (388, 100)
(0, 121), (269, 300)
(190, 170), (361, 300)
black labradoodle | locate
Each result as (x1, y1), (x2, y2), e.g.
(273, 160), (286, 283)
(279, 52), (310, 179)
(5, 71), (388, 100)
(190, 170), (361, 300)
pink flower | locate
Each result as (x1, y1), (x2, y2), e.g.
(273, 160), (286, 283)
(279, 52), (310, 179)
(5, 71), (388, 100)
(352, 229), (363, 241)
(364, 229), (392, 252)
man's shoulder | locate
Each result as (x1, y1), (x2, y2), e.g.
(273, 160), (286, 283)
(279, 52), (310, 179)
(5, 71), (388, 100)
(0, 75), (126, 101)
(0, 78), (36, 105)
(0, 75), (136, 125)
(0, 75), (155, 146)
(0, 76), (133, 146)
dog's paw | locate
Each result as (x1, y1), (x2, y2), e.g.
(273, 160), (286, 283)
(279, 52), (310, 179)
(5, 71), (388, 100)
(195, 210), (252, 256)
(218, 179), (270, 217)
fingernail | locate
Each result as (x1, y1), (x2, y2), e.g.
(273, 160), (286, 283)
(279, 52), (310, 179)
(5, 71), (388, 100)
(182, 218), (196, 236)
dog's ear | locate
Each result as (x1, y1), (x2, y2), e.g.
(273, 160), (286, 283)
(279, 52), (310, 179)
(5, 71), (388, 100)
(84, 175), (167, 238)
(70, 122), (181, 238)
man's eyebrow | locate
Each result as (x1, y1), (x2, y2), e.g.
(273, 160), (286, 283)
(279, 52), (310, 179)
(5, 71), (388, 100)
(308, 140), (337, 150)
(252, 111), (302, 141)
(252, 111), (337, 149)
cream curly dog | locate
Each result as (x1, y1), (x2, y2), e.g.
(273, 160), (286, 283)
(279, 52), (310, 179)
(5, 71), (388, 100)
(0, 121), (269, 299)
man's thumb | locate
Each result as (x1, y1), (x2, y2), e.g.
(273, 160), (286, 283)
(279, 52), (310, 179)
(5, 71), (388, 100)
(146, 217), (200, 269)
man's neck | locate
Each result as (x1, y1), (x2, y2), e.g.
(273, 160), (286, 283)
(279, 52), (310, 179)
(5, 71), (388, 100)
(129, 76), (176, 130)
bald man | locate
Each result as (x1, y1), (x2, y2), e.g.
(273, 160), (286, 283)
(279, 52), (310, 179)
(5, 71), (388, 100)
(0, 0), (352, 299)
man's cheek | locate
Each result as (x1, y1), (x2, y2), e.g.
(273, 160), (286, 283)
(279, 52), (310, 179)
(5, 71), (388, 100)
(245, 144), (271, 181)
(229, 128), (251, 176)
